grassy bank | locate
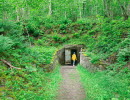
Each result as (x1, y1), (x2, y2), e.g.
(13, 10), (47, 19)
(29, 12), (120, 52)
(77, 65), (130, 100)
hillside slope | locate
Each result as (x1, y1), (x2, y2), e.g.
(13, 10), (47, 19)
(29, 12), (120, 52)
(0, 17), (130, 99)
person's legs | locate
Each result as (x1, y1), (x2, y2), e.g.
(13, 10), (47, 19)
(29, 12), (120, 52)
(73, 60), (75, 66)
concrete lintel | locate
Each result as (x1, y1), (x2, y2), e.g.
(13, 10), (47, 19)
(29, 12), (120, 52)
(64, 44), (84, 49)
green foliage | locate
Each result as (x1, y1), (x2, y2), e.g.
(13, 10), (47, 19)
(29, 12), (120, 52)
(0, 35), (14, 52)
(0, 4), (130, 99)
(59, 24), (67, 30)
(52, 34), (68, 43)
(0, 20), (27, 49)
(53, 35), (62, 42)
(35, 37), (48, 45)
(90, 55), (100, 64)
(61, 36), (68, 42)
(87, 29), (96, 34)
(73, 32), (80, 38)
(0, 65), (61, 100)
(83, 18), (130, 66)
(0, 20), (22, 35)
(33, 30), (42, 37)
(12, 46), (56, 67)
(117, 47), (130, 62)
(25, 19), (44, 37)
(0, 32), (60, 99)
(58, 19), (72, 24)
(31, 46), (56, 64)
(77, 65), (130, 100)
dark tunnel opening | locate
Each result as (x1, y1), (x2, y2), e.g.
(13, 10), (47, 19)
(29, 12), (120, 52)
(57, 45), (84, 66)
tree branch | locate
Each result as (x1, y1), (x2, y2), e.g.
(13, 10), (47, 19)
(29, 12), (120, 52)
(0, 59), (22, 70)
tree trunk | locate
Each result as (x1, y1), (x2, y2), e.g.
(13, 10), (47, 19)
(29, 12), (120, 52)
(25, 0), (30, 20)
(103, 0), (107, 17)
(117, 0), (128, 20)
(103, 0), (111, 17)
(79, 9), (82, 18)
(128, 4), (130, 16)
(16, 7), (20, 22)
(78, 0), (82, 19)
(121, 6), (128, 20)
(26, 7), (30, 20)
(48, 0), (52, 15)
(3, 11), (8, 20)
(83, 0), (86, 17)
(65, 11), (67, 19)
(79, 5), (82, 18)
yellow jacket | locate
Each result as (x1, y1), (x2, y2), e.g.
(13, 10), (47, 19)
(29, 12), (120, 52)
(72, 54), (77, 61)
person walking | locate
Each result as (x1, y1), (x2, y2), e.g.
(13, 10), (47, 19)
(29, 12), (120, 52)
(72, 52), (77, 66)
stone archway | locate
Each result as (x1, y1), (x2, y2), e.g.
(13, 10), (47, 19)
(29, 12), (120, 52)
(57, 45), (84, 65)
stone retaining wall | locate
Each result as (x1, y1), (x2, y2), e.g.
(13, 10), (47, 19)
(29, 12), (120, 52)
(80, 52), (107, 72)
(57, 48), (65, 65)
(80, 52), (98, 72)
(80, 52), (130, 71)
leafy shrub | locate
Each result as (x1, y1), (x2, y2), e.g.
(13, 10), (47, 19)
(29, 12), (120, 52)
(75, 19), (85, 24)
(33, 30), (41, 37)
(25, 18), (45, 37)
(0, 20), (26, 49)
(59, 24), (67, 30)
(60, 36), (68, 42)
(58, 18), (72, 24)
(90, 55), (100, 64)
(85, 23), (93, 30)
(43, 16), (54, 24)
(31, 46), (56, 64)
(0, 25), (4, 33)
(88, 29), (96, 34)
(73, 32), (80, 38)
(0, 35), (14, 52)
(44, 23), (53, 29)
(117, 47), (130, 62)
(0, 20), (22, 35)
(53, 35), (61, 42)
(26, 21), (37, 34)
(61, 30), (67, 34)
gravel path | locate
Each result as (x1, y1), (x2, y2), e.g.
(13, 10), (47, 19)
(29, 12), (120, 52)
(57, 66), (86, 100)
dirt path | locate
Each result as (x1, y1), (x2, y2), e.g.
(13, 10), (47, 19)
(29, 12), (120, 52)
(57, 66), (86, 100)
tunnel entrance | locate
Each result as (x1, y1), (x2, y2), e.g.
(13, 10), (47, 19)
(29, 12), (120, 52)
(57, 45), (84, 65)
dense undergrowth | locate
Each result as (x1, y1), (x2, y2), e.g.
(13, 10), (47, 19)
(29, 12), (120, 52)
(0, 16), (130, 99)
(0, 20), (61, 99)
(0, 37), (60, 99)
(82, 18), (130, 69)
(0, 64), (61, 100)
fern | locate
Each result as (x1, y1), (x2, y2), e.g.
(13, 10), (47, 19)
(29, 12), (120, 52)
(0, 35), (14, 52)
